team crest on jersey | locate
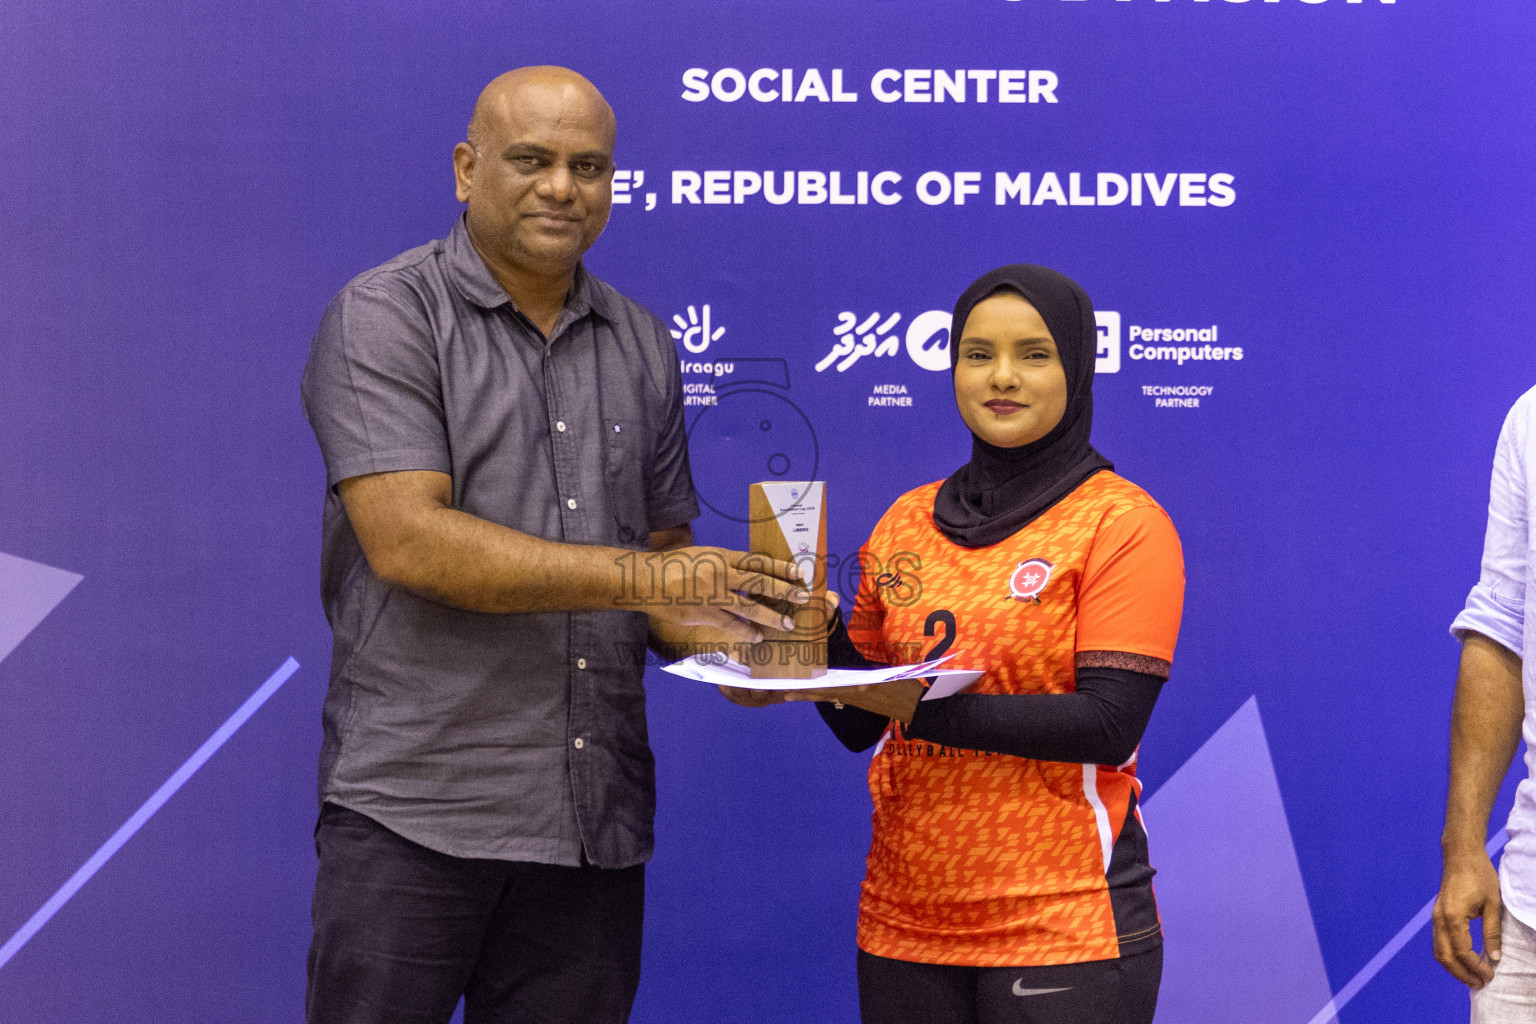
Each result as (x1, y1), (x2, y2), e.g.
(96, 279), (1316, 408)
(1007, 559), (1054, 604)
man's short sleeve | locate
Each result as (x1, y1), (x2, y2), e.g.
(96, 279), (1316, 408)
(301, 284), (451, 489)
(644, 315), (700, 531)
(1076, 504), (1186, 665)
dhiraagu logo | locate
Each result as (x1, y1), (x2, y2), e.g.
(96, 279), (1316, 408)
(670, 304), (725, 354)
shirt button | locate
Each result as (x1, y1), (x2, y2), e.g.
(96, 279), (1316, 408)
(556, 421), (566, 433)
(573, 738), (584, 750)
(566, 498), (577, 510)
(576, 658), (587, 670)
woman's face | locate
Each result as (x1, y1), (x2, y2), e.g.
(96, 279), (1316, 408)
(953, 291), (1069, 449)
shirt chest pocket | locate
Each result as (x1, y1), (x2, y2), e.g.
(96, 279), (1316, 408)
(603, 418), (651, 549)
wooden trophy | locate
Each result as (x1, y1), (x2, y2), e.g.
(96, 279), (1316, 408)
(747, 481), (828, 679)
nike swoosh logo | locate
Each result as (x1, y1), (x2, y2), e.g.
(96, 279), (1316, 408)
(1012, 982), (1072, 997)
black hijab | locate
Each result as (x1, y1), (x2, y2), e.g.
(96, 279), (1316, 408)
(932, 264), (1113, 548)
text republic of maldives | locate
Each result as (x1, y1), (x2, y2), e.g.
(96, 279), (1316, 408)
(662, 170), (1234, 208)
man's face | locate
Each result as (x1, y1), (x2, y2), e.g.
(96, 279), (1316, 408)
(454, 81), (614, 277)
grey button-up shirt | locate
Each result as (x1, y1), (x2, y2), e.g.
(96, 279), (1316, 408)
(301, 216), (698, 867)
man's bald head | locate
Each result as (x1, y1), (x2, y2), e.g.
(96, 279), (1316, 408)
(466, 66), (615, 154)
(452, 66), (617, 293)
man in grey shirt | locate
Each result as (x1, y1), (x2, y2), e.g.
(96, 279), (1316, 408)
(300, 66), (805, 1024)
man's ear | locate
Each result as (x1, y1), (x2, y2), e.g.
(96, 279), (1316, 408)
(452, 142), (477, 203)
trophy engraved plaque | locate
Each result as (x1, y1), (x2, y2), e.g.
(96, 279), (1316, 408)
(747, 480), (828, 679)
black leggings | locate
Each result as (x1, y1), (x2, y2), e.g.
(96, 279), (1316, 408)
(857, 946), (1162, 1024)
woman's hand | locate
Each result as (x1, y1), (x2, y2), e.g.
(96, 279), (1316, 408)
(717, 685), (790, 708)
(786, 678), (926, 724)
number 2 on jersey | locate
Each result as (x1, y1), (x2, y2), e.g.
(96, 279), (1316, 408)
(924, 609), (956, 661)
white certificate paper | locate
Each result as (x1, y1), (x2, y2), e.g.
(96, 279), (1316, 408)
(659, 653), (983, 702)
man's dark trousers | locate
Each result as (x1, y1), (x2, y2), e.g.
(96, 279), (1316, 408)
(307, 805), (644, 1024)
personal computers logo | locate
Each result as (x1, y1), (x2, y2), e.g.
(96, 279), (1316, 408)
(1095, 310), (1121, 374)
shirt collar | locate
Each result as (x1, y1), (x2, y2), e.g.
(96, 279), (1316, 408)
(444, 215), (611, 324)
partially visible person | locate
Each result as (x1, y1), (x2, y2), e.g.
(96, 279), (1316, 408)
(1435, 386), (1536, 1023)
(300, 66), (805, 1024)
(725, 265), (1184, 1024)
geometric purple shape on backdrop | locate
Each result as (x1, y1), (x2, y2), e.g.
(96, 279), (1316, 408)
(1144, 697), (1338, 1024)
(0, 550), (82, 666)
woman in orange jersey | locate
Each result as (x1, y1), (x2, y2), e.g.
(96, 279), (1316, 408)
(727, 264), (1184, 1024)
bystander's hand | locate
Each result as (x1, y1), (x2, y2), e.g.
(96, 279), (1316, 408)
(1434, 850), (1503, 987)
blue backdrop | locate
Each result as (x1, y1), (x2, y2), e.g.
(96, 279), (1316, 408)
(1, 2), (1532, 1022)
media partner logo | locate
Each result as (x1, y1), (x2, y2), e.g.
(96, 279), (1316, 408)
(670, 304), (726, 354)
(816, 309), (1121, 373)
(815, 310), (951, 373)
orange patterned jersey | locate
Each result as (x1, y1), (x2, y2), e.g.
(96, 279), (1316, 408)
(846, 471), (1184, 967)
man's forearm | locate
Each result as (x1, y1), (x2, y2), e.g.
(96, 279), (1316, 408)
(341, 471), (801, 638)
(378, 502), (632, 614)
(646, 525), (734, 659)
(1443, 632), (1525, 860)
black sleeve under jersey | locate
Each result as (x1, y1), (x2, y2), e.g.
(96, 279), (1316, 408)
(903, 670), (1163, 765)
(815, 607), (1165, 763)
(815, 605), (893, 752)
